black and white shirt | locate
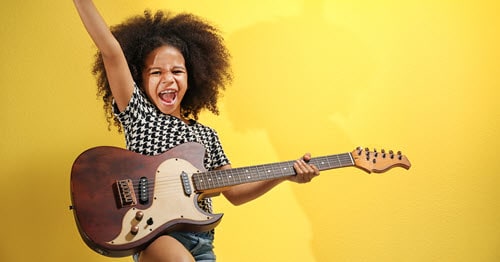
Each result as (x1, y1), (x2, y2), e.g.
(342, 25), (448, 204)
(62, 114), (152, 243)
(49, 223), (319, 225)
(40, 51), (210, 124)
(114, 84), (230, 212)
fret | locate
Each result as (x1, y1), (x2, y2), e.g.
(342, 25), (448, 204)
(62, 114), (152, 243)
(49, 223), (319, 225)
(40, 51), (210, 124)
(229, 168), (239, 184)
(221, 169), (229, 187)
(206, 172), (214, 188)
(204, 171), (212, 188)
(213, 170), (223, 187)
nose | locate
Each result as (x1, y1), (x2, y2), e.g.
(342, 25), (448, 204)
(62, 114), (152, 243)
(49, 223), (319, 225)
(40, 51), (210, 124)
(161, 72), (174, 85)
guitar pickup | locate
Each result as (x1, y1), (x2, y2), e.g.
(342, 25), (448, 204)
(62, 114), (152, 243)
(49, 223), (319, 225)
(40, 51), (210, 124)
(138, 177), (149, 204)
(180, 171), (192, 196)
(115, 179), (137, 208)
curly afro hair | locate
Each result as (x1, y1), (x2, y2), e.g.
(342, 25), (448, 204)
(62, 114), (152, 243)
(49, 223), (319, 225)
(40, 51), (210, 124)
(91, 10), (232, 131)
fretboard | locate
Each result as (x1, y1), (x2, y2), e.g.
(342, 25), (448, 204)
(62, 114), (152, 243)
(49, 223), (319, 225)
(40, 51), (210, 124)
(192, 152), (354, 192)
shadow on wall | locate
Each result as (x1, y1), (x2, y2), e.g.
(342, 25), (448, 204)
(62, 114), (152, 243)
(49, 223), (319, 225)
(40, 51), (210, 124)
(225, 1), (375, 261)
(226, 1), (374, 154)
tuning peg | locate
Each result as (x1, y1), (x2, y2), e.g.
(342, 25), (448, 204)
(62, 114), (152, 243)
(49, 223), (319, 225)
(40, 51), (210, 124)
(397, 151), (403, 160)
(373, 148), (378, 157)
(356, 147), (363, 155)
(389, 150), (394, 159)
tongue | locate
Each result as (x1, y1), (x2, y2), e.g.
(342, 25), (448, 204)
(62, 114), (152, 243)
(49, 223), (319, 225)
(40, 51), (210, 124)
(160, 92), (176, 104)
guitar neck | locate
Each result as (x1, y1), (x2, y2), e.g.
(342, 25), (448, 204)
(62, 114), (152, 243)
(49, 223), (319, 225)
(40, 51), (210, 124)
(192, 152), (354, 192)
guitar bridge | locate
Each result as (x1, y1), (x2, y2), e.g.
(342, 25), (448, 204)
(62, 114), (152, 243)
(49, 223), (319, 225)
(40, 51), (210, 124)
(115, 179), (137, 208)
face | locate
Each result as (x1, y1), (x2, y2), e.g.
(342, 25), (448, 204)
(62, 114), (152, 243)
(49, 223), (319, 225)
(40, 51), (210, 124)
(142, 45), (188, 118)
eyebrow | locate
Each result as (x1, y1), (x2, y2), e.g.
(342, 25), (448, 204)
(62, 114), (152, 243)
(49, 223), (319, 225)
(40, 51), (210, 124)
(145, 65), (186, 71)
(172, 65), (186, 70)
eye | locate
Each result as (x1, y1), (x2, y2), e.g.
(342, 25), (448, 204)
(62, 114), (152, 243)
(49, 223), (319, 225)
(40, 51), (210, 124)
(172, 66), (186, 74)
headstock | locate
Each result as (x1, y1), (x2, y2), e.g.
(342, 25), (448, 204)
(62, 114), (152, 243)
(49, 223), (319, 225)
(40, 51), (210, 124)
(351, 147), (411, 174)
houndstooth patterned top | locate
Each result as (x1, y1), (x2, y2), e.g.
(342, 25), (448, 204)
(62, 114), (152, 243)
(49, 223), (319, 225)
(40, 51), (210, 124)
(114, 84), (230, 213)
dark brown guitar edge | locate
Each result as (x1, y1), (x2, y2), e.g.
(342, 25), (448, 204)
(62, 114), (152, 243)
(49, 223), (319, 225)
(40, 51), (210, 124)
(70, 142), (213, 257)
(88, 212), (224, 257)
(94, 194), (224, 257)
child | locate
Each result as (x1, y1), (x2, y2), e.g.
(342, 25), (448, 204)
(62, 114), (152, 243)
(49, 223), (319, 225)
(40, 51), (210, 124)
(73, 1), (320, 261)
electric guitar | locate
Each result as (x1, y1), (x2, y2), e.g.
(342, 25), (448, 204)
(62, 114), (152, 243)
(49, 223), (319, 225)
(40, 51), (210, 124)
(69, 142), (411, 257)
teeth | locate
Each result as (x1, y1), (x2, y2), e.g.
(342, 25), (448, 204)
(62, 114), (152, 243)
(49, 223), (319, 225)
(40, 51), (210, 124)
(160, 90), (176, 94)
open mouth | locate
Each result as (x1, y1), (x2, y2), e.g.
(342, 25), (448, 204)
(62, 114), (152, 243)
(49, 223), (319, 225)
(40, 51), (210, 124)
(159, 90), (177, 105)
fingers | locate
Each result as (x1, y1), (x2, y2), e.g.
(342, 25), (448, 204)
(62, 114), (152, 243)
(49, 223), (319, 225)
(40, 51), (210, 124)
(292, 154), (320, 183)
(302, 153), (312, 162)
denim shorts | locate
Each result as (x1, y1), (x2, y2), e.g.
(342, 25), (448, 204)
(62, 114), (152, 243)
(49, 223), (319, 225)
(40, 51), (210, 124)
(132, 231), (216, 262)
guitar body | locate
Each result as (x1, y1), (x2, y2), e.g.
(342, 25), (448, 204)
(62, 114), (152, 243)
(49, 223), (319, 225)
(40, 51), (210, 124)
(70, 142), (223, 257)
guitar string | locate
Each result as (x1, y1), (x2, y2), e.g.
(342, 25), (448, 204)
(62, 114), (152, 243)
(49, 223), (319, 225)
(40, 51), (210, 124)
(124, 155), (355, 188)
(113, 151), (407, 200)
(121, 154), (355, 196)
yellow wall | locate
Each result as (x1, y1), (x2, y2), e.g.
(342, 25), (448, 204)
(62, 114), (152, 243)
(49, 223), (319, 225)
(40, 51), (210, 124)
(1, 0), (498, 261)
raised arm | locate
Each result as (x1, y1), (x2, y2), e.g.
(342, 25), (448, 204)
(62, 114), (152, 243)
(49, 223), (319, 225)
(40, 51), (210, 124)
(73, 0), (134, 111)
